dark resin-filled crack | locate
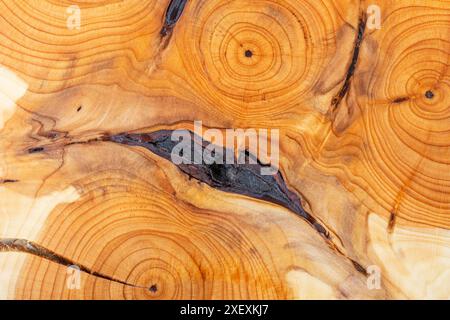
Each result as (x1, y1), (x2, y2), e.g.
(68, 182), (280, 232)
(0, 179), (18, 184)
(160, 0), (188, 37)
(28, 147), (44, 154)
(0, 238), (146, 289)
(392, 96), (410, 104)
(330, 12), (367, 112)
(108, 130), (329, 238)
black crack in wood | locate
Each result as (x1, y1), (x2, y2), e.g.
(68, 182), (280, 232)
(0, 179), (18, 184)
(28, 147), (44, 154)
(330, 12), (367, 112)
(108, 130), (329, 238)
(351, 260), (367, 276)
(77, 105), (82, 112)
(149, 284), (158, 293)
(0, 238), (146, 289)
(387, 211), (396, 233)
(160, 0), (188, 37)
(392, 96), (410, 104)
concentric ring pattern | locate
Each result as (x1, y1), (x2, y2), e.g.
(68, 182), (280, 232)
(177, 0), (338, 117)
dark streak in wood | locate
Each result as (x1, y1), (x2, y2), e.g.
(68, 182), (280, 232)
(351, 260), (368, 276)
(28, 147), (44, 154)
(0, 238), (146, 289)
(108, 130), (329, 238)
(330, 12), (367, 112)
(388, 211), (396, 233)
(392, 96), (410, 104)
(160, 0), (188, 37)
(0, 179), (18, 184)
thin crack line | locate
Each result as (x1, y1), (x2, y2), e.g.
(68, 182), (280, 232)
(330, 11), (367, 113)
(0, 238), (147, 290)
(160, 0), (188, 37)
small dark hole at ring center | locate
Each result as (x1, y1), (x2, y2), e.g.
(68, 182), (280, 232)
(425, 90), (434, 99)
(149, 284), (158, 293)
(244, 50), (253, 58)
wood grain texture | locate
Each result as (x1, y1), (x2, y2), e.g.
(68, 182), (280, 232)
(0, 0), (449, 299)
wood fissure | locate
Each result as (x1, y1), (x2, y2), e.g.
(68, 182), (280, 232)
(392, 96), (410, 104)
(0, 238), (147, 289)
(160, 0), (188, 37)
(0, 179), (18, 184)
(108, 131), (328, 235)
(330, 12), (367, 113)
(28, 147), (45, 154)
